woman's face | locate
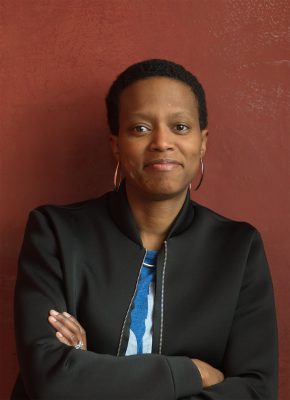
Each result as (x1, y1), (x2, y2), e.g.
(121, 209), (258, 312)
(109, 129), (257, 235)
(110, 76), (208, 200)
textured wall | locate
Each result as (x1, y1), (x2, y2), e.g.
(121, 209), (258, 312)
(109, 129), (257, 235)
(1, 0), (289, 398)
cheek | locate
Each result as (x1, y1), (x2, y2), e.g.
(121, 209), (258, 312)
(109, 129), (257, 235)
(119, 141), (144, 162)
(118, 144), (143, 175)
(185, 139), (203, 159)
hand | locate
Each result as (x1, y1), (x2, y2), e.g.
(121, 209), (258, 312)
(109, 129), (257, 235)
(192, 358), (224, 388)
(48, 310), (87, 350)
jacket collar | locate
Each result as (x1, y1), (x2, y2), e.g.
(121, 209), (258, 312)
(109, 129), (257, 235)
(108, 181), (195, 247)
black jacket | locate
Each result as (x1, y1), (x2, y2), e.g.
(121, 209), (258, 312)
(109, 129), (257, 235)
(12, 185), (278, 399)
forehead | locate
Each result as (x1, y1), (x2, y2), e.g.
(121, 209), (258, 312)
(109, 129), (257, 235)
(119, 76), (198, 115)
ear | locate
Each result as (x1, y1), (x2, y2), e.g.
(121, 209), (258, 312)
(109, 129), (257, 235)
(200, 129), (208, 158)
(110, 135), (120, 162)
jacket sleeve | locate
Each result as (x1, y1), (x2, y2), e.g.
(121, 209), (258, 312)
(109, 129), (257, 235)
(13, 209), (202, 400)
(184, 229), (278, 400)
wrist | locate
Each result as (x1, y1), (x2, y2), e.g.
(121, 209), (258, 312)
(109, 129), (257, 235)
(192, 359), (206, 387)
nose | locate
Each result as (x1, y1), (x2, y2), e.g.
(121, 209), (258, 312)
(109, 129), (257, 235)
(149, 125), (174, 152)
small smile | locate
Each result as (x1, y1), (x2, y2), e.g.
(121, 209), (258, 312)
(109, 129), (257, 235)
(144, 159), (182, 171)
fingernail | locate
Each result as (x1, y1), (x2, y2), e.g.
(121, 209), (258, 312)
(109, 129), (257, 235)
(48, 316), (57, 322)
(56, 332), (63, 337)
(50, 310), (58, 316)
(63, 312), (71, 318)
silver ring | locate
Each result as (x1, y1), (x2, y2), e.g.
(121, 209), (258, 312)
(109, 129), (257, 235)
(74, 340), (83, 350)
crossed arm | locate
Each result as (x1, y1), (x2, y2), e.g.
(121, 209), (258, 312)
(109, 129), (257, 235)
(14, 209), (278, 399)
(48, 310), (224, 388)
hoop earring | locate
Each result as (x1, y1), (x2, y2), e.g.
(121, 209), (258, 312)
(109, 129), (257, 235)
(114, 162), (122, 192)
(191, 158), (204, 191)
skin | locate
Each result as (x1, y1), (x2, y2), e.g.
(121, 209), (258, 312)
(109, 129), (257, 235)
(48, 77), (224, 388)
(111, 77), (208, 250)
(48, 310), (87, 350)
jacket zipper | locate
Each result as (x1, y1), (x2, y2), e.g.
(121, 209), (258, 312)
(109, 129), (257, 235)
(116, 250), (147, 356)
(117, 241), (168, 356)
(158, 240), (168, 355)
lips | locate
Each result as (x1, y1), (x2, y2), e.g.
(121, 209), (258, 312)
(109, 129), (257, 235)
(144, 159), (182, 171)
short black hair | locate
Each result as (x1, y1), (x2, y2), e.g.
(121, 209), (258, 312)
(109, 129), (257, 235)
(106, 59), (208, 135)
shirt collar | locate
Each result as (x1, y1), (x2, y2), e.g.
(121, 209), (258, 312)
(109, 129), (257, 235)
(108, 180), (195, 246)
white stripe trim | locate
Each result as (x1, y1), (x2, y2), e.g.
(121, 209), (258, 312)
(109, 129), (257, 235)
(143, 262), (155, 267)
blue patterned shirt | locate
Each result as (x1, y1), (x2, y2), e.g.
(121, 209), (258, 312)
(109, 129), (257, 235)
(125, 250), (158, 355)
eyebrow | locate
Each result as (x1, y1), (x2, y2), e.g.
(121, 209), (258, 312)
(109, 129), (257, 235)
(128, 111), (193, 119)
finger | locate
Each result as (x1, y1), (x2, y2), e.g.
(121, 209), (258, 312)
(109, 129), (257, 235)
(62, 312), (86, 335)
(50, 310), (83, 332)
(56, 331), (71, 346)
(48, 316), (80, 346)
(49, 310), (87, 349)
(62, 312), (81, 327)
(50, 312), (82, 334)
(59, 312), (87, 348)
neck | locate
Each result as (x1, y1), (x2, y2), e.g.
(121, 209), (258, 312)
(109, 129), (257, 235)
(125, 184), (188, 250)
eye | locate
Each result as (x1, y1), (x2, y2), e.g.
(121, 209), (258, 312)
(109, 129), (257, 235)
(174, 123), (190, 133)
(132, 125), (151, 134)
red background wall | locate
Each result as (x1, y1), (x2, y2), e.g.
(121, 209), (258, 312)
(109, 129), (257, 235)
(1, 1), (289, 398)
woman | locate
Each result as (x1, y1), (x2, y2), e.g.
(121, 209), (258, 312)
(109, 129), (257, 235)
(12, 59), (278, 399)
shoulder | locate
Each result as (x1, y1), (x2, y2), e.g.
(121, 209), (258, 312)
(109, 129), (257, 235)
(35, 193), (108, 214)
(192, 200), (255, 229)
(27, 192), (111, 229)
(190, 202), (270, 276)
(191, 200), (259, 243)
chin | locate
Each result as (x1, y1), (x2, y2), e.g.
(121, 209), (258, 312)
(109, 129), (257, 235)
(143, 184), (188, 201)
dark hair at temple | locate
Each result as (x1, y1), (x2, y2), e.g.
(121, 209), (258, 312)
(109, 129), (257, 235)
(106, 59), (208, 135)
